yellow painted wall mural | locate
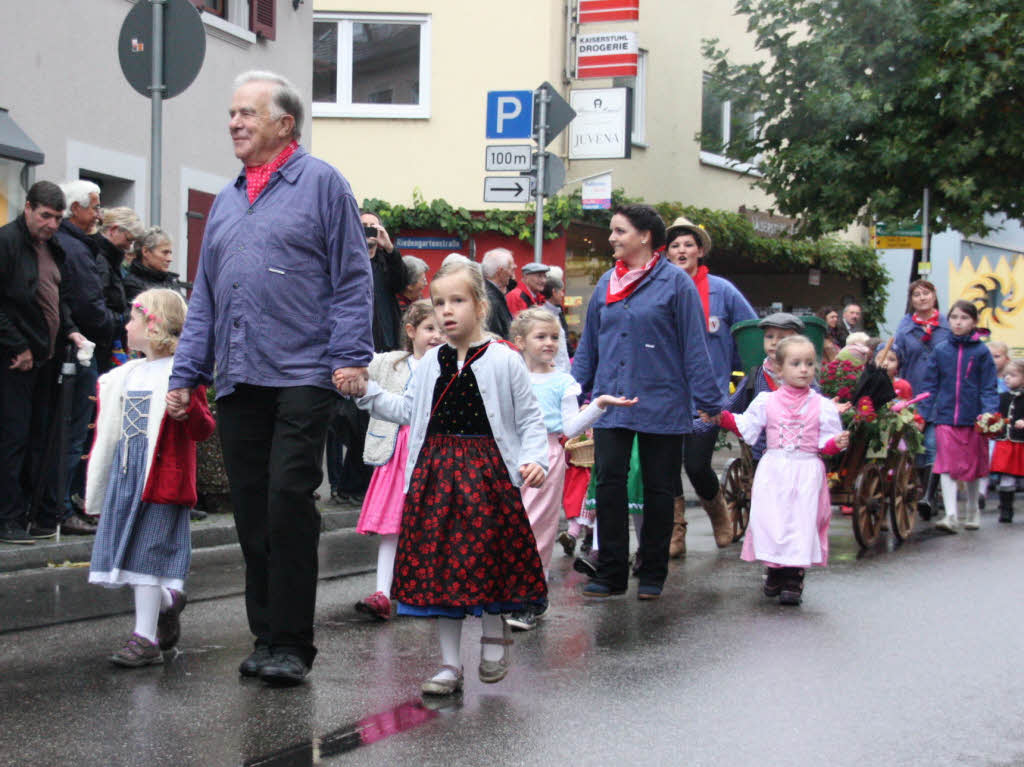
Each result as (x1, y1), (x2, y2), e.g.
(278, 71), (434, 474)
(950, 254), (1024, 357)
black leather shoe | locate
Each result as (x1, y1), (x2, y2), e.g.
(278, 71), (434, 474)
(0, 521), (35, 545)
(60, 513), (97, 535)
(259, 652), (310, 687)
(238, 646), (273, 677)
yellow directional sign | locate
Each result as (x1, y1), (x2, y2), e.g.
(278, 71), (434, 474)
(874, 235), (922, 250)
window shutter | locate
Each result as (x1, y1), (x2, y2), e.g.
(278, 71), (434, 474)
(250, 0), (276, 40)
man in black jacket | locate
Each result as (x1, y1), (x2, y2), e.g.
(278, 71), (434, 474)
(54, 180), (118, 535)
(0, 181), (87, 544)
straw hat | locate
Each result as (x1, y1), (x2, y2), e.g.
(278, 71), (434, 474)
(665, 216), (712, 255)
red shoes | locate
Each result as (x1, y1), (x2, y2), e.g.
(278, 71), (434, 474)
(355, 591), (392, 621)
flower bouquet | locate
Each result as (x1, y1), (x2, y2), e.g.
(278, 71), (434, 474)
(841, 395), (925, 459)
(975, 412), (1008, 440)
(820, 357), (864, 402)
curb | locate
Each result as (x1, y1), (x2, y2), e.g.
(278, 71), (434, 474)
(0, 504), (362, 575)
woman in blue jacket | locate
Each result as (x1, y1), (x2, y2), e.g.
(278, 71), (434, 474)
(893, 279), (953, 514)
(663, 217), (756, 556)
(919, 300), (999, 532)
(572, 205), (722, 599)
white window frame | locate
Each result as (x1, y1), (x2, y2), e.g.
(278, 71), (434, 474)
(313, 12), (432, 119)
(700, 74), (761, 175)
(613, 49), (647, 147)
(200, 0), (257, 48)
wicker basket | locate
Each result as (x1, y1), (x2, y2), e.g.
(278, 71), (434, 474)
(565, 434), (595, 467)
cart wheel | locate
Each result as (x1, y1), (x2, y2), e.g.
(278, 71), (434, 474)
(889, 454), (918, 542)
(852, 463), (886, 548)
(721, 457), (751, 541)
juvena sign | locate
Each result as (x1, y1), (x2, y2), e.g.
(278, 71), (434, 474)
(569, 88), (632, 159)
(576, 32), (638, 79)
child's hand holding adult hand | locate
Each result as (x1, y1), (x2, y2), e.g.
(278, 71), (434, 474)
(698, 410), (721, 425)
(519, 463), (546, 488)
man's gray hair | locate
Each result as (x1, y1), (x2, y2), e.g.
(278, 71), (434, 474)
(234, 70), (304, 140)
(402, 255), (429, 285)
(480, 247), (514, 279)
(60, 179), (101, 219)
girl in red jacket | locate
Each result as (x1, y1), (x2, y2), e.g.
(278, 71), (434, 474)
(86, 289), (215, 667)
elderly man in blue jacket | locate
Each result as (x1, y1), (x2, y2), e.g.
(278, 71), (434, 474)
(168, 71), (373, 687)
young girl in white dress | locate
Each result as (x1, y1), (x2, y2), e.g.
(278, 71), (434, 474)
(712, 336), (849, 605)
(88, 289), (216, 666)
(354, 300), (443, 620)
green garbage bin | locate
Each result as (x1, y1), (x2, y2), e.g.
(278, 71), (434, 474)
(730, 315), (828, 372)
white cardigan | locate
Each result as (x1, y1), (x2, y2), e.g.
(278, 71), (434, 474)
(362, 350), (415, 466)
(356, 340), (549, 489)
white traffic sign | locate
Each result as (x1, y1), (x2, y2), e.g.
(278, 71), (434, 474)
(484, 177), (531, 203)
(485, 144), (532, 171)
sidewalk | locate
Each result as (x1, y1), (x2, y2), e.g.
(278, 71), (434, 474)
(0, 499), (364, 574)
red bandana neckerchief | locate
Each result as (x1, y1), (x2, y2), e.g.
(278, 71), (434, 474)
(912, 309), (940, 343)
(761, 358), (780, 391)
(245, 140), (298, 204)
(607, 253), (659, 304)
(692, 265), (711, 327)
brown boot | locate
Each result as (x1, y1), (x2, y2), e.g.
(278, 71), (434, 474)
(669, 496), (687, 558)
(702, 489), (734, 548)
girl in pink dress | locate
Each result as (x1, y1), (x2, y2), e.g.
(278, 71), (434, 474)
(715, 336), (849, 605)
(354, 300), (443, 620)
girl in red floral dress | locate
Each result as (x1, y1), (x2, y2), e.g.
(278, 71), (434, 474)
(357, 260), (549, 696)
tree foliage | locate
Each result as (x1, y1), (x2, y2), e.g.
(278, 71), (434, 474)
(704, 0), (1024, 237)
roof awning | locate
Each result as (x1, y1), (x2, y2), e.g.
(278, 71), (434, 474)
(0, 108), (44, 165)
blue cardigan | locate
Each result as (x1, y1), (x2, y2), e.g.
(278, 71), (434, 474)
(572, 257), (722, 434)
(918, 332), (999, 425)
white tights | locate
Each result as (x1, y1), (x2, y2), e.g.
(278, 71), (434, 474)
(431, 613), (508, 681)
(375, 534), (399, 595)
(132, 585), (173, 642)
(939, 475), (984, 523)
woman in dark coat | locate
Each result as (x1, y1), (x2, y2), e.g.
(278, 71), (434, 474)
(123, 227), (185, 303)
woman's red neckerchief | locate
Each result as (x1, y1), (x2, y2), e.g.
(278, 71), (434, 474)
(246, 140), (299, 203)
(692, 265), (711, 327)
(607, 254), (659, 304)
(912, 310), (940, 343)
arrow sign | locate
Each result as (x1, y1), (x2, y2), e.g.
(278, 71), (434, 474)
(484, 177), (531, 203)
(534, 81), (576, 147)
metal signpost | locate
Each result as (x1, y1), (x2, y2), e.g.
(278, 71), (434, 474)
(119, 0), (205, 225)
(484, 83), (576, 262)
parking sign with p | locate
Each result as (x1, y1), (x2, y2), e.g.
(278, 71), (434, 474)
(486, 90), (534, 139)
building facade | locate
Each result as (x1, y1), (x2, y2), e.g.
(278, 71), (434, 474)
(0, 0), (312, 282)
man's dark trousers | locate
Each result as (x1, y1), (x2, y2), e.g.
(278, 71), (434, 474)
(217, 384), (335, 666)
(0, 358), (62, 527)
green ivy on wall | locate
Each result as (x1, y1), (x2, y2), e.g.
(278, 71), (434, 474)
(362, 189), (889, 326)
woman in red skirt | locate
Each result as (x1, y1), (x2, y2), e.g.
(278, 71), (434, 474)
(354, 260), (549, 697)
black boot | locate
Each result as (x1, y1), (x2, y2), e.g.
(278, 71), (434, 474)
(779, 568), (805, 606)
(918, 469), (940, 520)
(998, 490), (1015, 523)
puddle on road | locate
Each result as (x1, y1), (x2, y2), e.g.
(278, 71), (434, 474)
(243, 697), (461, 766)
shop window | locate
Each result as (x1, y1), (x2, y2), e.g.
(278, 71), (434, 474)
(313, 13), (431, 119)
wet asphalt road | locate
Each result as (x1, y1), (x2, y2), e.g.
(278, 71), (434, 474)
(2, 511), (1024, 767)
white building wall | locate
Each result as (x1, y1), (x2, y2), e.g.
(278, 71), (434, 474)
(0, 0), (311, 275)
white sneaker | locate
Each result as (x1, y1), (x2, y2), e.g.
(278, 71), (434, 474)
(935, 515), (958, 534)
